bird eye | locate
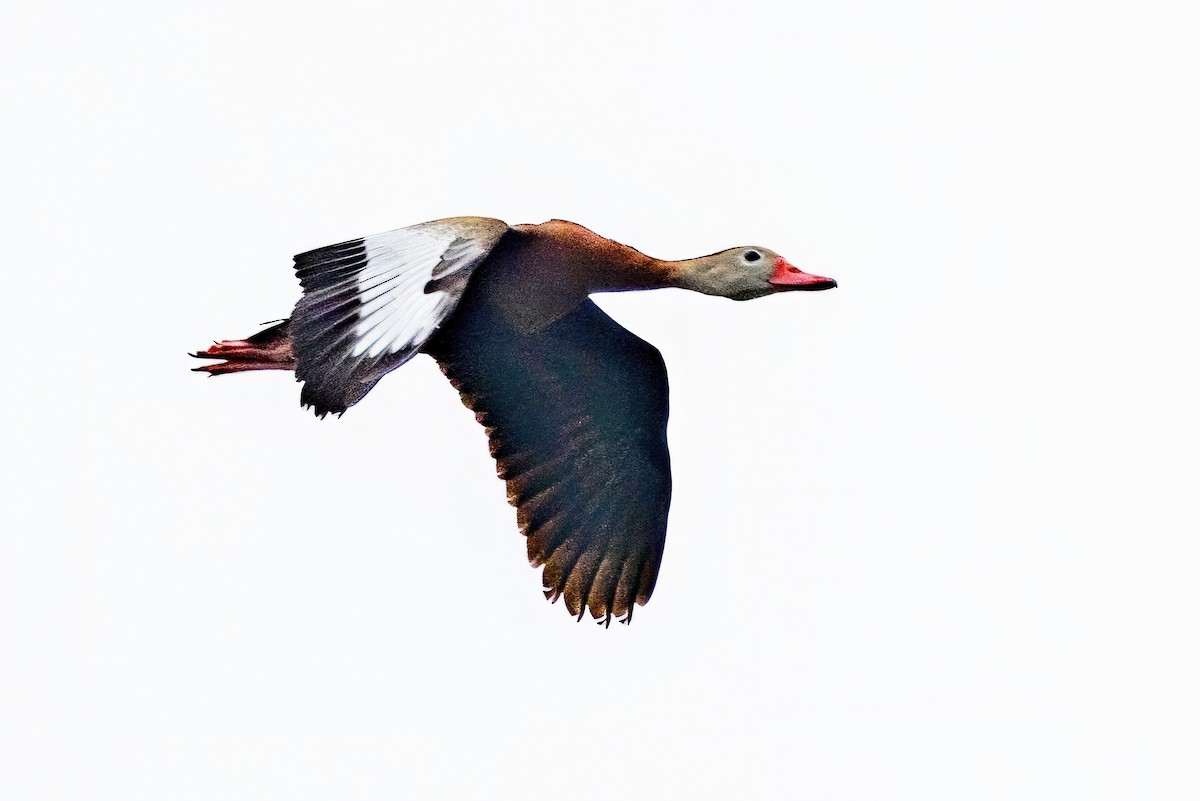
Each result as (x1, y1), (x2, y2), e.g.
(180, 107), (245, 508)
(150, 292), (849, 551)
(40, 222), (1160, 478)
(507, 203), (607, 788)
(743, 250), (762, 263)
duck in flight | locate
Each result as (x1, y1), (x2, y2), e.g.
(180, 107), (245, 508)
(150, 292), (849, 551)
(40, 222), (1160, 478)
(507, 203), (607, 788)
(193, 217), (837, 625)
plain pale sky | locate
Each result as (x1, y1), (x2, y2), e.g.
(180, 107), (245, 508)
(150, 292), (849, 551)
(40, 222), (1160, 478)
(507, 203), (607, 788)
(2, 1), (1198, 799)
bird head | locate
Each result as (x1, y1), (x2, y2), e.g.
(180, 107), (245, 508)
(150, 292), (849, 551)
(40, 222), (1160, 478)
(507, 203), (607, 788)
(676, 247), (837, 301)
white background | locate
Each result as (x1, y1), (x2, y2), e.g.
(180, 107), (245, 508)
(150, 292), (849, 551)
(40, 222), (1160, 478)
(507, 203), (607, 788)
(2, 1), (1197, 798)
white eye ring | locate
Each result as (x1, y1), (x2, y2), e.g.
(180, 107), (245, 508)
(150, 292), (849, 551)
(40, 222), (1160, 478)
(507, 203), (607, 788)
(742, 249), (762, 264)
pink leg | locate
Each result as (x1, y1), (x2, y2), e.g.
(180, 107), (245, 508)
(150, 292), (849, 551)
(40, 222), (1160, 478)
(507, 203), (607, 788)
(191, 320), (295, 375)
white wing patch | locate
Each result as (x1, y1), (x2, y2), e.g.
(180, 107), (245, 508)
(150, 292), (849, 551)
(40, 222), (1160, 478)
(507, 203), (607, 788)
(351, 227), (458, 357)
(290, 216), (508, 416)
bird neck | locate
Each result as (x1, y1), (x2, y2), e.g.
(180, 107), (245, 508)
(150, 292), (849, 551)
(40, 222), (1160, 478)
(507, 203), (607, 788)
(587, 252), (681, 293)
(585, 246), (725, 295)
(515, 220), (684, 294)
(653, 254), (727, 296)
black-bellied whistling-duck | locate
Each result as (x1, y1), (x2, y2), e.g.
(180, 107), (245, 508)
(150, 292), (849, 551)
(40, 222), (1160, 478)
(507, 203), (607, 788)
(193, 218), (836, 625)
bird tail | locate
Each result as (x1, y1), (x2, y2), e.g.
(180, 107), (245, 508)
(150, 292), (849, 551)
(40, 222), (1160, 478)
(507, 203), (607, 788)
(191, 319), (295, 375)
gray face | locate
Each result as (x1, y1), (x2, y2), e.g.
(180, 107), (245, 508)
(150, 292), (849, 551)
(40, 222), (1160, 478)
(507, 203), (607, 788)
(693, 247), (782, 301)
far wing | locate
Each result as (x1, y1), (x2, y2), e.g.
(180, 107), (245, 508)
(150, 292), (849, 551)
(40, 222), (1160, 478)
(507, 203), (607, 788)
(429, 299), (672, 625)
(290, 217), (508, 416)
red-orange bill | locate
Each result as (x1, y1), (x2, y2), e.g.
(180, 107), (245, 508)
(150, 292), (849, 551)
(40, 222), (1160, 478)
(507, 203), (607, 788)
(769, 258), (837, 291)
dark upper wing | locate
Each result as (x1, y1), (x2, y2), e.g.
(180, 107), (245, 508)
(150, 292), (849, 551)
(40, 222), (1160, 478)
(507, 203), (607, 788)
(428, 298), (672, 625)
(290, 217), (508, 416)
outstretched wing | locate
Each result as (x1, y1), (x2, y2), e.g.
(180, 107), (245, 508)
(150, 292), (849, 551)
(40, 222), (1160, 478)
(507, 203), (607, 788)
(428, 298), (672, 625)
(290, 217), (509, 416)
